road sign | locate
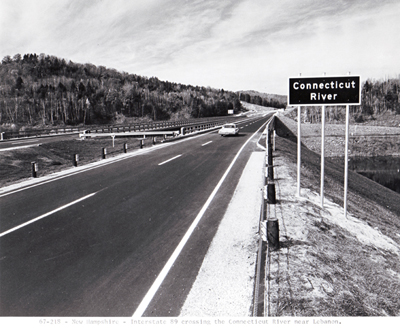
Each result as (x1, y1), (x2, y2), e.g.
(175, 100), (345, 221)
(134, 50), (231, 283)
(290, 73), (360, 218)
(288, 76), (361, 105)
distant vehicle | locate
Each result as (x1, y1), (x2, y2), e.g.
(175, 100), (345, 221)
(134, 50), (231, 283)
(218, 123), (239, 136)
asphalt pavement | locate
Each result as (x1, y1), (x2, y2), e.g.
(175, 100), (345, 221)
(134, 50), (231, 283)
(0, 114), (272, 316)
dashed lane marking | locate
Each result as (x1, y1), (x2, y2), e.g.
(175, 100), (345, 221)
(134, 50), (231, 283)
(158, 154), (182, 165)
(0, 192), (98, 238)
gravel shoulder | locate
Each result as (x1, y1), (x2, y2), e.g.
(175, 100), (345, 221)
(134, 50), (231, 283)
(180, 151), (265, 316)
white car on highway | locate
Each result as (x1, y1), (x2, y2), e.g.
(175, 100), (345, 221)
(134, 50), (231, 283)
(218, 123), (239, 136)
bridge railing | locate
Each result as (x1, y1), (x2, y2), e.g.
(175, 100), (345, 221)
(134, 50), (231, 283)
(1, 116), (239, 140)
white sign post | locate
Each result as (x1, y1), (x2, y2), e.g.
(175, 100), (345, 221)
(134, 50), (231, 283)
(288, 74), (361, 217)
(320, 73), (326, 207)
(321, 103), (325, 207)
(344, 104), (350, 218)
(297, 73), (302, 197)
(297, 104), (301, 197)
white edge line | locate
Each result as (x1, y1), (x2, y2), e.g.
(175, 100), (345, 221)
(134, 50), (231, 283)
(132, 120), (268, 317)
(0, 192), (97, 238)
(256, 117), (274, 151)
(257, 142), (267, 151)
(11, 139), (39, 145)
(201, 141), (213, 146)
(0, 148), (156, 198)
(0, 144), (41, 151)
(158, 154), (182, 166)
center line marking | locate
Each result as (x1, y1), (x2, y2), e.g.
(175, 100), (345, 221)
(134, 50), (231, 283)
(158, 154), (182, 165)
(201, 141), (212, 146)
(0, 192), (97, 238)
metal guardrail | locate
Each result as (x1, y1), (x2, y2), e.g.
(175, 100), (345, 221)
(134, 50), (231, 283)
(1, 116), (238, 140)
(1, 127), (82, 140)
(79, 120), (230, 140)
(79, 130), (179, 139)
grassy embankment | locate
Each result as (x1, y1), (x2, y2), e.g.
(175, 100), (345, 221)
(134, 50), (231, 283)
(266, 114), (400, 316)
(0, 136), (160, 188)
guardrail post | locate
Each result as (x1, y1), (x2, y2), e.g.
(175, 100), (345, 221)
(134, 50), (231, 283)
(73, 154), (79, 167)
(181, 127), (185, 135)
(124, 143), (128, 153)
(1, 132), (4, 140)
(140, 139), (144, 149)
(102, 148), (107, 159)
(267, 217), (279, 250)
(152, 136), (156, 145)
(268, 165), (274, 179)
(267, 180), (276, 204)
(268, 143), (273, 165)
(31, 161), (38, 178)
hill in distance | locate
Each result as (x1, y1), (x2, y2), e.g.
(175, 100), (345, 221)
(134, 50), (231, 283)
(0, 53), (285, 129)
(237, 90), (287, 110)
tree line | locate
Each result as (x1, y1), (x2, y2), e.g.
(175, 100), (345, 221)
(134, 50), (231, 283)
(2, 53), (397, 128)
(295, 77), (400, 124)
(358, 78), (400, 120)
(238, 92), (287, 109)
(0, 53), (243, 127)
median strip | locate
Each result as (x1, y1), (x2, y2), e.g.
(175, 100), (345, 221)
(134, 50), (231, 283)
(0, 192), (97, 238)
(158, 154), (182, 165)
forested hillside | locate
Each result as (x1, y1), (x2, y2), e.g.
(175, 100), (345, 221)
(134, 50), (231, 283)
(0, 53), (243, 127)
(1, 53), (399, 129)
(237, 90), (287, 109)
(358, 78), (400, 120)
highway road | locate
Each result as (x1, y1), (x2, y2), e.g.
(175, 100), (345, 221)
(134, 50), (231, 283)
(0, 113), (273, 317)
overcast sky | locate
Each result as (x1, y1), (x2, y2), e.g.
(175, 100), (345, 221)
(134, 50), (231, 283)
(1, 0), (399, 95)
